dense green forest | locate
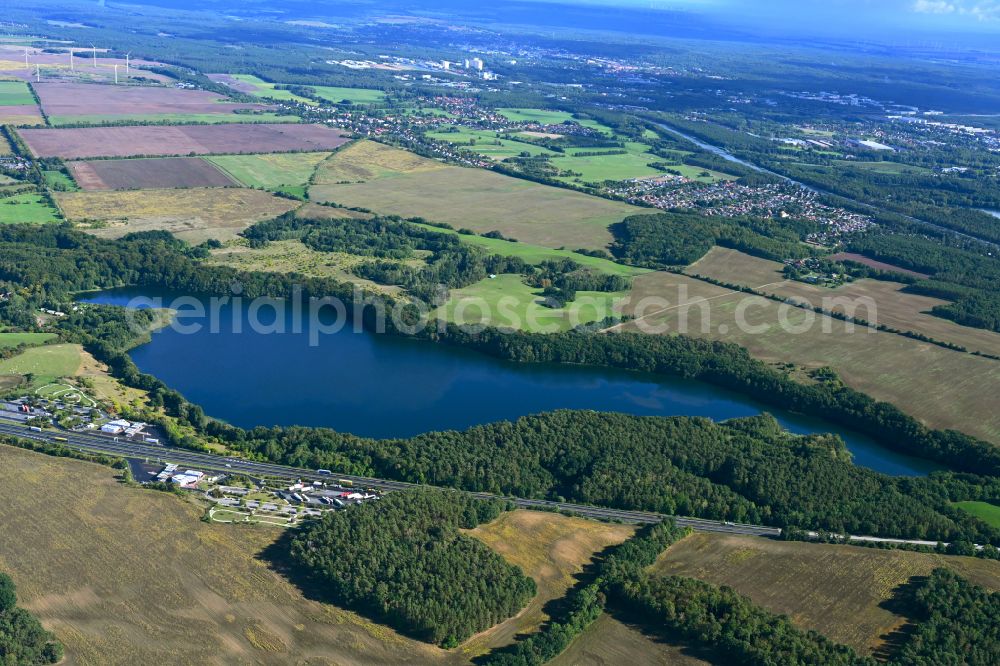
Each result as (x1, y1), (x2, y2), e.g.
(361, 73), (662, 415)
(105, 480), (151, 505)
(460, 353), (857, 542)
(0, 573), (63, 665)
(611, 211), (818, 267)
(892, 568), (1000, 666)
(287, 490), (535, 647)
(207, 411), (1000, 544)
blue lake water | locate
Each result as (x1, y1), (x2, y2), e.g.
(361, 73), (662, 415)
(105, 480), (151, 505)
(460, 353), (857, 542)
(82, 288), (939, 476)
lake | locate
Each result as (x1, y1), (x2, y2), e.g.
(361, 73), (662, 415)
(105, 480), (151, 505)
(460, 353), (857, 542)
(82, 288), (939, 476)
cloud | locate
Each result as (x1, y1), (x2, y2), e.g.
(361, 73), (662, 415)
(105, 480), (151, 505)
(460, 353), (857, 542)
(913, 0), (1000, 19)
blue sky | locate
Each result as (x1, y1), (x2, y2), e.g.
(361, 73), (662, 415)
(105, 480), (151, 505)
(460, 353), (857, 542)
(589, 0), (1000, 35)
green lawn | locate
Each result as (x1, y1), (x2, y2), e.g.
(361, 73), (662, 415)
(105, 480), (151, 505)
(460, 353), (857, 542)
(953, 501), (1000, 529)
(47, 113), (300, 126)
(497, 108), (611, 133)
(207, 152), (330, 194)
(550, 141), (663, 183)
(0, 332), (56, 349)
(436, 273), (627, 333)
(0, 81), (35, 106)
(0, 192), (62, 224)
(0, 343), (82, 386)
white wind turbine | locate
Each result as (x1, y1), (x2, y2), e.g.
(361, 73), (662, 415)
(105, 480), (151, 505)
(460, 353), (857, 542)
(35, 63), (40, 82)
(125, 51), (131, 76)
(91, 43), (98, 68)
(113, 63), (119, 84)
(70, 49), (74, 71)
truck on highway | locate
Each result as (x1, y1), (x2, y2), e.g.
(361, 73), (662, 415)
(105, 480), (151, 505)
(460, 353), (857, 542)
(52, 436), (68, 442)
(338, 479), (353, 487)
(28, 426), (42, 432)
(316, 469), (332, 475)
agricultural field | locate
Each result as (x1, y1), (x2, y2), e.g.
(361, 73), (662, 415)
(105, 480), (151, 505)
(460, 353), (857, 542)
(18, 123), (350, 159)
(0, 445), (452, 665)
(953, 501), (1000, 529)
(0, 343), (83, 387)
(310, 85), (387, 105)
(56, 188), (298, 243)
(497, 108), (611, 133)
(206, 152), (331, 196)
(426, 127), (556, 159)
(310, 141), (643, 251)
(462, 510), (634, 658)
(651, 532), (1000, 656)
(0, 79), (44, 125)
(436, 274), (629, 333)
(41, 169), (78, 191)
(209, 73), (316, 105)
(550, 614), (709, 666)
(0, 190), (62, 224)
(549, 142), (664, 184)
(67, 157), (239, 190)
(206, 238), (402, 295)
(688, 247), (1000, 358)
(616, 270), (1000, 444)
(0, 331), (56, 349)
(32, 80), (290, 124)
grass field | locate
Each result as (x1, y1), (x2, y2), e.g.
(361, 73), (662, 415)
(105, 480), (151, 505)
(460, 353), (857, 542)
(0, 332), (56, 349)
(651, 533), (1000, 656)
(0, 332), (56, 350)
(310, 141), (642, 251)
(0, 343), (83, 387)
(953, 501), (1000, 529)
(41, 169), (78, 191)
(0, 445), (451, 665)
(497, 108), (611, 133)
(207, 152), (331, 196)
(57, 188), (298, 243)
(688, 247), (1000, 359)
(426, 127), (557, 159)
(550, 614), (710, 666)
(463, 511), (634, 658)
(227, 74), (317, 105)
(0, 80), (35, 105)
(436, 274), (629, 333)
(310, 85), (387, 105)
(0, 191), (62, 224)
(616, 269), (1000, 444)
(206, 239), (402, 295)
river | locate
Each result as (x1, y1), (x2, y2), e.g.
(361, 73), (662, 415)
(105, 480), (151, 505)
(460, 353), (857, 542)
(82, 288), (938, 476)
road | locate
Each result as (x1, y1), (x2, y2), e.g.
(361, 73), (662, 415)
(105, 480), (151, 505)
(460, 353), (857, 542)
(0, 419), (780, 537)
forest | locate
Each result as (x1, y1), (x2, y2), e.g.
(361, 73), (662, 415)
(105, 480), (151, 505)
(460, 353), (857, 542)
(892, 568), (1000, 666)
(0, 573), (63, 665)
(286, 489), (535, 647)
(204, 411), (1000, 545)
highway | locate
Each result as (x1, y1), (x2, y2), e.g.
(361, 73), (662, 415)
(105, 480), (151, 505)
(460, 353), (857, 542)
(0, 419), (781, 537)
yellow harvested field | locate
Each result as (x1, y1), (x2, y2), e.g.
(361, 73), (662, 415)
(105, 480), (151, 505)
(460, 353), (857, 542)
(651, 533), (1000, 656)
(551, 614), (709, 666)
(0, 445), (451, 665)
(463, 511), (635, 658)
(616, 270), (1000, 444)
(689, 247), (1000, 357)
(56, 188), (298, 244)
(310, 141), (642, 251)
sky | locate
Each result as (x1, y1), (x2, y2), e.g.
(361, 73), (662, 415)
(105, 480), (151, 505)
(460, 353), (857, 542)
(591, 0), (1000, 37)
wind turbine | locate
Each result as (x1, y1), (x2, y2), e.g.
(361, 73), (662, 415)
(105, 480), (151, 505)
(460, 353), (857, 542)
(24, 47), (29, 70)
(70, 49), (74, 71)
(113, 63), (118, 84)
(125, 52), (130, 76)
(35, 63), (40, 82)
(91, 43), (97, 69)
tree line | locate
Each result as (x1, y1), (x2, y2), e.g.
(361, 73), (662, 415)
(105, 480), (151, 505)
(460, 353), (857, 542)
(0, 573), (63, 665)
